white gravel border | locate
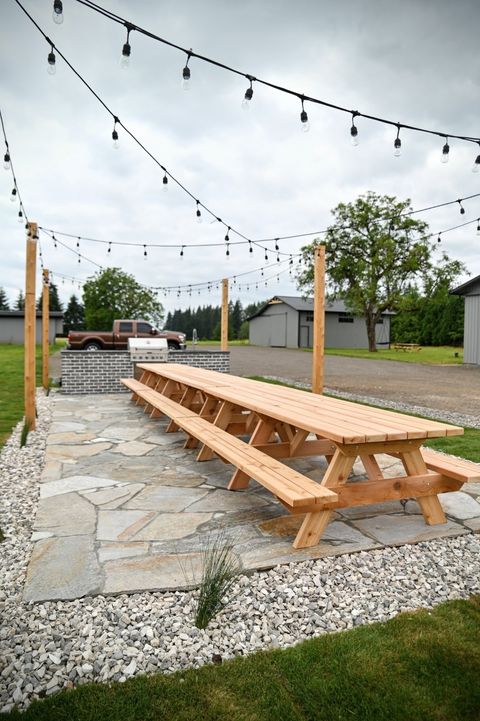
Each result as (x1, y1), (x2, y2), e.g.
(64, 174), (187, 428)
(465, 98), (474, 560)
(0, 391), (479, 712)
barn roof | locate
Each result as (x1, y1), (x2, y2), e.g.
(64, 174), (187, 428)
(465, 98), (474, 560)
(248, 296), (394, 320)
(451, 274), (480, 296)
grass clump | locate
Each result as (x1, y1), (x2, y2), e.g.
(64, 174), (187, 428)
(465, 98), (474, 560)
(193, 533), (242, 629)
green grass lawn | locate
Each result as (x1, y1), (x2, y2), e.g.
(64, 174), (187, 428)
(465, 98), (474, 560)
(249, 376), (480, 462)
(0, 342), (64, 446)
(187, 339), (250, 347)
(5, 596), (480, 721)
(319, 346), (463, 365)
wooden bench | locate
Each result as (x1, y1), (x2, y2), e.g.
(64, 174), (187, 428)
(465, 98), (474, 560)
(421, 448), (480, 482)
(121, 378), (338, 545)
(393, 343), (422, 352)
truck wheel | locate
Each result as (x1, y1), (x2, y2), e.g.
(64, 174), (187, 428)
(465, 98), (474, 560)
(167, 341), (180, 350)
(84, 341), (102, 351)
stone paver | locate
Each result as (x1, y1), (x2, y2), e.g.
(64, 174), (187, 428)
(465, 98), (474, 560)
(23, 393), (479, 601)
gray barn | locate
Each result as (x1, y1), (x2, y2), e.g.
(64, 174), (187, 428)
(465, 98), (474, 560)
(452, 274), (480, 365)
(0, 311), (64, 344)
(248, 296), (392, 349)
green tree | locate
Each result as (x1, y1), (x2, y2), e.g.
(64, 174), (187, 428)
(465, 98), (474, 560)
(0, 287), (9, 310)
(82, 268), (163, 330)
(230, 300), (243, 339)
(36, 281), (63, 312)
(296, 192), (466, 351)
(14, 290), (25, 310)
(63, 294), (85, 335)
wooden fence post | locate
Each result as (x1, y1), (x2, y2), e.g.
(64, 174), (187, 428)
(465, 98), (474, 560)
(221, 278), (229, 351)
(25, 222), (37, 429)
(42, 268), (50, 391)
(312, 244), (325, 394)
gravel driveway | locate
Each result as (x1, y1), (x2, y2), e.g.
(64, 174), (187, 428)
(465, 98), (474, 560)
(219, 346), (480, 417)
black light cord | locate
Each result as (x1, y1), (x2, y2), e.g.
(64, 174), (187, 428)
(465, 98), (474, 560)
(73, 0), (480, 146)
(0, 107), (29, 223)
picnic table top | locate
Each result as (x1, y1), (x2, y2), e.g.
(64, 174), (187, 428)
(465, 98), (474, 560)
(137, 363), (463, 445)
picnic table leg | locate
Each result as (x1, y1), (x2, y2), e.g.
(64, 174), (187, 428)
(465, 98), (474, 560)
(184, 396), (219, 449)
(197, 401), (235, 461)
(360, 454), (383, 481)
(293, 449), (354, 549)
(166, 386), (197, 433)
(401, 449), (447, 525)
(228, 418), (277, 490)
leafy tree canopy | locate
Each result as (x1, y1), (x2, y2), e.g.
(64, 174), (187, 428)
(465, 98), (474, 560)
(82, 268), (164, 331)
(296, 192), (466, 351)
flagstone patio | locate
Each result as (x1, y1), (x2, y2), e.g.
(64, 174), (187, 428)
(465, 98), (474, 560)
(24, 394), (480, 602)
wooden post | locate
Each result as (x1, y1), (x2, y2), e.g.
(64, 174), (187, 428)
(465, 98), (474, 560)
(42, 269), (50, 391)
(221, 278), (228, 351)
(24, 223), (37, 430)
(312, 244), (325, 394)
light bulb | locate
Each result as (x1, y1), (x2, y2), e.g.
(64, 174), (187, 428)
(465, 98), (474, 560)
(196, 208), (202, 223)
(394, 137), (401, 157)
(441, 142), (450, 163)
(350, 125), (359, 146)
(120, 43), (131, 68)
(52, 0), (63, 24)
(182, 66), (191, 90)
(3, 152), (10, 170)
(300, 109), (309, 132)
(472, 154), (480, 173)
(242, 86), (253, 110)
(10, 188), (16, 202)
(477, 223), (480, 236)
(17, 210), (23, 223)
(162, 175), (168, 192)
(47, 50), (56, 75)
(112, 128), (119, 149)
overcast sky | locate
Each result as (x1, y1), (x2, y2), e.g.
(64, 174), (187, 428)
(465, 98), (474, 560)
(1, 0), (479, 319)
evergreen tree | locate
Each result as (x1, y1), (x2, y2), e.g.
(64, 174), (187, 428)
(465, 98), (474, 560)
(0, 287), (9, 310)
(14, 290), (25, 310)
(230, 300), (243, 339)
(63, 294), (85, 335)
(36, 281), (64, 312)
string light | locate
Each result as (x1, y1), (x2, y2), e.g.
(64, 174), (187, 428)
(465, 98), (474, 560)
(394, 125), (402, 157)
(249, 241), (253, 253)
(76, 237), (80, 248)
(477, 220), (480, 236)
(224, 227), (230, 243)
(47, 44), (56, 75)
(441, 137), (450, 164)
(107, 241), (111, 253)
(3, 150), (10, 170)
(17, 210), (23, 223)
(300, 97), (309, 132)
(473, 146), (480, 173)
(162, 174), (168, 191)
(120, 23), (133, 68)
(10, 187), (17, 202)
(242, 76), (254, 110)
(437, 233), (441, 244)
(196, 200), (202, 223)
(52, 0), (63, 24)
(350, 112), (359, 146)
(457, 199), (465, 215)
(182, 51), (192, 90)
(112, 117), (119, 149)
(180, 245), (184, 257)
(143, 244), (148, 258)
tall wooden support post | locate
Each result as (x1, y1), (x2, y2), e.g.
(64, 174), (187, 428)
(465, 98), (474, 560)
(42, 269), (50, 391)
(221, 278), (229, 352)
(312, 244), (326, 394)
(24, 223), (38, 430)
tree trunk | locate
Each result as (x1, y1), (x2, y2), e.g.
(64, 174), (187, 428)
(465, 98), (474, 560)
(366, 314), (377, 352)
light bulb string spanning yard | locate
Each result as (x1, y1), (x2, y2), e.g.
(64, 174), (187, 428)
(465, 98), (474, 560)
(71, 0), (480, 149)
(38, 228), (300, 293)
(13, 1), (480, 261)
(37, 190), (480, 254)
(0, 108), (28, 224)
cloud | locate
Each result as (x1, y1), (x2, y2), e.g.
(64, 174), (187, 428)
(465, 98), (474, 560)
(0, 0), (479, 317)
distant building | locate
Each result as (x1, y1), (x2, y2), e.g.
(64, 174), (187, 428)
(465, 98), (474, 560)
(0, 311), (63, 344)
(451, 274), (480, 365)
(248, 296), (392, 349)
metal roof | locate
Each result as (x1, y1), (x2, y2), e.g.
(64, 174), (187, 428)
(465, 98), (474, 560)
(248, 296), (394, 320)
(0, 311), (64, 318)
(451, 274), (480, 296)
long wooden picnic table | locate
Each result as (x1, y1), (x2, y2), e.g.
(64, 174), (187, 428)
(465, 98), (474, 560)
(124, 363), (478, 549)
